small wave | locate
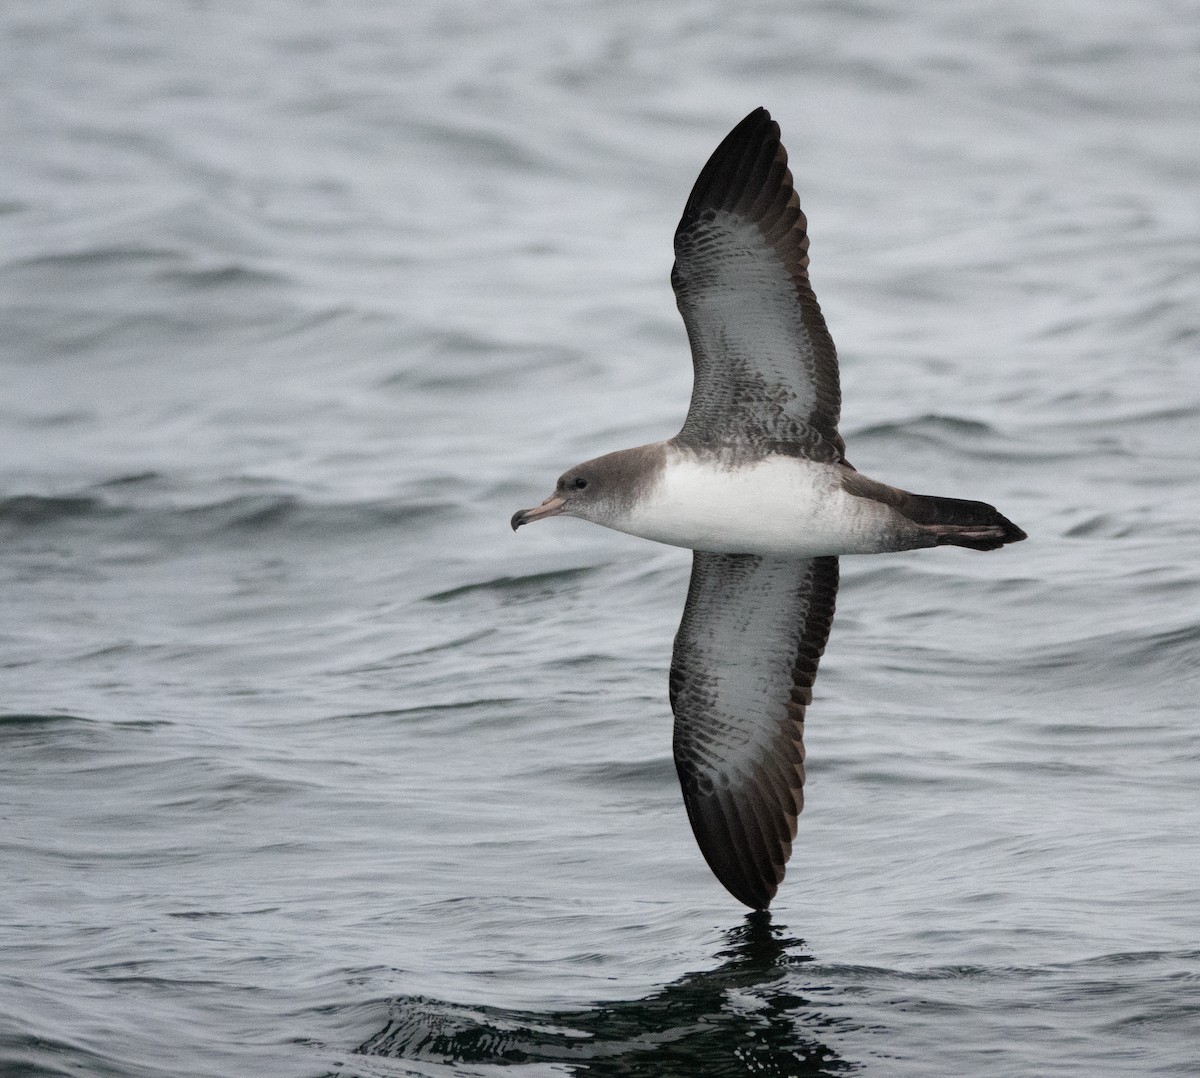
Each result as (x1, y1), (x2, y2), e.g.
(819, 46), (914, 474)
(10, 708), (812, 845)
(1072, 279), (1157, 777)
(157, 263), (289, 291)
(852, 414), (997, 441)
(183, 494), (455, 536)
(846, 413), (1058, 464)
(180, 493), (301, 531)
(95, 471), (161, 488)
(0, 711), (91, 727)
(164, 906), (281, 920)
(0, 1034), (107, 1078)
(380, 331), (583, 392)
(0, 494), (108, 525)
(424, 566), (598, 603)
(1014, 614), (1200, 687)
(7, 244), (177, 272)
(408, 116), (553, 174)
(5, 244), (289, 307)
(0, 485), (455, 540)
(1061, 512), (1137, 538)
(324, 630), (498, 675)
(811, 948), (1200, 995)
(559, 756), (674, 791)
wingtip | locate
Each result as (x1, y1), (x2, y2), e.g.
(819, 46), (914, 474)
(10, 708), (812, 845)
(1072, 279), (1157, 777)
(681, 785), (786, 911)
(678, 107), (785, 232)
(733, 879), (778, 912)
(736, 105), (772, 126)
(725, 106), (778, 150)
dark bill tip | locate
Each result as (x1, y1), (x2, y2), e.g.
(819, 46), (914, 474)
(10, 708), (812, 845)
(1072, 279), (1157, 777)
(510, 495), (566, 531)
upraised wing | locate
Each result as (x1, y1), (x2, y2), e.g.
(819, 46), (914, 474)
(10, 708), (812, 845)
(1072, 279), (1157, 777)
(670, 552), (838, 909)
(671, 107), (845, 464)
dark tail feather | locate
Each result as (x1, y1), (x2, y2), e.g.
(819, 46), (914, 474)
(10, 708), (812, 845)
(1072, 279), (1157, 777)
(901, 493), (1027, 552)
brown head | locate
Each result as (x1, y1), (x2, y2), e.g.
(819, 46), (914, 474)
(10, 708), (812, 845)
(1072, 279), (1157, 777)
(510, 444), (667, 532)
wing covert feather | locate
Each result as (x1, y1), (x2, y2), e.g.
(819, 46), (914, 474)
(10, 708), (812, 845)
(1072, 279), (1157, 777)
(669, 553), (838, 909)
(671, 108), (845, 463)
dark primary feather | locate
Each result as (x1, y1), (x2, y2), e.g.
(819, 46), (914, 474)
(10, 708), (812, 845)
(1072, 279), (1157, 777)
(671, 107), (846, 464)
(670, 553), (838, 910)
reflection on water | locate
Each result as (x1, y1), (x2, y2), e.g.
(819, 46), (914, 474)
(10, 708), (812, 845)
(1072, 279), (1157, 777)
(344, 914), (855, 1076)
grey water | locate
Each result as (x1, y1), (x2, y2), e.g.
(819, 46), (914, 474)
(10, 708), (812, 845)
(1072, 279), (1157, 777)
(2, 1), (1198, 1075)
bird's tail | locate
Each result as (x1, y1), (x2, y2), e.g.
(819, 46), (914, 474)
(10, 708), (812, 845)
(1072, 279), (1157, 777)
(901, 493), (1027, 551)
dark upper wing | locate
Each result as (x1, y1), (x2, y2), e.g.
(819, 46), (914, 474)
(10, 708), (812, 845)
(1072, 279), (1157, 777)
(670, 552), (838, 909)
(671, 107), (845, 463)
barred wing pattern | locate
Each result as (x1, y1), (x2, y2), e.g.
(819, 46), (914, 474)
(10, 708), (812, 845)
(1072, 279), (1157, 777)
(670, 552), (838, 909)
(671, 107), (845, 464)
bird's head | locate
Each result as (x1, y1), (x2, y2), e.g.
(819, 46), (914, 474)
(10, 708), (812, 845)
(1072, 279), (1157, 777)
(510, 462), (606, 530)
(510, 446), (665, 532)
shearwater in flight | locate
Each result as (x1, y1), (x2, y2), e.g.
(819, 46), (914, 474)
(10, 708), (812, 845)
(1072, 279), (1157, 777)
(511, 108), (1026, 910)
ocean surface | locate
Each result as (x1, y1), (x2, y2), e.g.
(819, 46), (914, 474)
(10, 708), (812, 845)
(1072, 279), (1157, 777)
(2, 1), (1199, 1075)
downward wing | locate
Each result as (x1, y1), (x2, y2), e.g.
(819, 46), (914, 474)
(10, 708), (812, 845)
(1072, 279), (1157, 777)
(670, 552), (838, 909)
(671, 107), (845, 463)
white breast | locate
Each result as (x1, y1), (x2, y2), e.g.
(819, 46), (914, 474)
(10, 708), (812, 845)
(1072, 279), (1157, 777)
(611, 453), (893, 557)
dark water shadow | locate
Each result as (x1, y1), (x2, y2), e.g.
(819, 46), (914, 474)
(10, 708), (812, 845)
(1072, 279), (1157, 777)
(339, 913), (856, 1076)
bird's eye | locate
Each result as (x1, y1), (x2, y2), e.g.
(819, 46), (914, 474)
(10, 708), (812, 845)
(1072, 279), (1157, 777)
(573, 476), (589, 490)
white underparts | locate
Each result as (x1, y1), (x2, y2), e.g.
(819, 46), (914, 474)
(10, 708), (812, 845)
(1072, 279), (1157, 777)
(603, 452), (908, 557)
